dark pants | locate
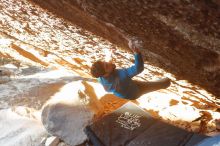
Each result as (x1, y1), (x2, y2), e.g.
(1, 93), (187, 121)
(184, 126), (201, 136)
(132, 78), (171, 99)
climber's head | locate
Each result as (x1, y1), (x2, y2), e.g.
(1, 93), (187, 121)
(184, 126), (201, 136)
(90, 60), (116, 78)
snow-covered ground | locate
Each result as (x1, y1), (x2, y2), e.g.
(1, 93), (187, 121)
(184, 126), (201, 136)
(0, 107), (46, 146)
(0, 64), (83, 145)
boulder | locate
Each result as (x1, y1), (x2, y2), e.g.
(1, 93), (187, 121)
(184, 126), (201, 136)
(41, 80), (105, 146)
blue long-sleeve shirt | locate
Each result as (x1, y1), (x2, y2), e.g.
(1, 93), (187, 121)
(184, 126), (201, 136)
(98, 53), (144, 99)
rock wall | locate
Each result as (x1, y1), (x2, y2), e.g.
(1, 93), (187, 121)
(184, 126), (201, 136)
(31, 0), (220, 97)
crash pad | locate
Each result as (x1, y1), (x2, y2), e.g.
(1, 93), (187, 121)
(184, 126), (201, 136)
(84, 102), (208, 146)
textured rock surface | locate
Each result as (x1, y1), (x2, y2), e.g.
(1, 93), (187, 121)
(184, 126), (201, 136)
(32, 0), (220, 97)
(41, 81), (104, 145)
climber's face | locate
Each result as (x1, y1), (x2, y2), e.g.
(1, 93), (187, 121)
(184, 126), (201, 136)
(102, 61), (116, 77)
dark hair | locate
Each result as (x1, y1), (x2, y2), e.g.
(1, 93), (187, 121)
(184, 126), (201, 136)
(90, 60), (105, 78)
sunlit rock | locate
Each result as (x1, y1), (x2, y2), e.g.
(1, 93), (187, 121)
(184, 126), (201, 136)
(159, 104), (200, 122)
(31, 0), (220, 97)
(41, 80), (105, 145)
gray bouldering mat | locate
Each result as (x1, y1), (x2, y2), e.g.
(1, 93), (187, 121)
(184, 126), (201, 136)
(84, 102), (208, 146)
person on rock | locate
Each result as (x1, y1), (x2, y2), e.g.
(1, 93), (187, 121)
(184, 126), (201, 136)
(90, 42), (171, 100)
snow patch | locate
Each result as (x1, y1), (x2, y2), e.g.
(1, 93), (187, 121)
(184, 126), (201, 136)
(0, 107), (46, 146)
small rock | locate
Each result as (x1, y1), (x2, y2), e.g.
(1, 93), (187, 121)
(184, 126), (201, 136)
(45, 136), (60, 146)
(0, 76), (11, 84)
(0, 69), (12, 77)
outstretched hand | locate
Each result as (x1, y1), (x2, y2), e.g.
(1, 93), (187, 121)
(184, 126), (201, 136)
(132, 46), (141, 54)
(128, 40), (141, 54)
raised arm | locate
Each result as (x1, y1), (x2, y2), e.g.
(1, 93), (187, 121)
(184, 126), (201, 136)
(125, 50), (144, 78)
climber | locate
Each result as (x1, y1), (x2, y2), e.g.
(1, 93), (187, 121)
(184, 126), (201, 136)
(90, 41), (171, 100)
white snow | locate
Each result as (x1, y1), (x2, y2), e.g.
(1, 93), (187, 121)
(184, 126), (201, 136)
(0, 107), (47, 146)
